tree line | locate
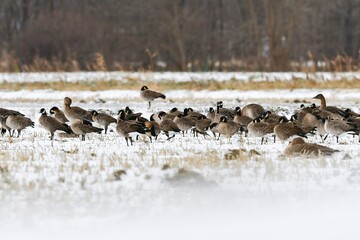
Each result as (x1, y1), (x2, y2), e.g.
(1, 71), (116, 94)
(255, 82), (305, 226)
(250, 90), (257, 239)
(0, 0), (359, 72)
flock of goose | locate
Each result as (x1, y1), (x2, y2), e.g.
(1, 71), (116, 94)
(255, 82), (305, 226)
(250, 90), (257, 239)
(0, 86), (359, 157)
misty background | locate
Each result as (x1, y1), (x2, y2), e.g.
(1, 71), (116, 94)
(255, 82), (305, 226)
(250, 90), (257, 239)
(0, 0), (359, 72)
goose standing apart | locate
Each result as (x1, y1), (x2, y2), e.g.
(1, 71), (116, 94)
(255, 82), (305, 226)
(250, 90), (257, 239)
(38, 108), (73, 140)
(313, 94), (346, 118)
(140, 86), (166, 108)
(91, 110), (117, 134)
(49, 106), (69, 124)
(71, 119), (103, 141)
(284, 137), (339, 157)
(5, 114), (34, 137)
(324, 117), (357, 143)
(242, 103), (266, 119)
(63, 97), (93, 123)
(217, 116), (241, 141)
(116, 110), (146, 146)
(274, 116), (308, 142)
(247, 117), (275, 144)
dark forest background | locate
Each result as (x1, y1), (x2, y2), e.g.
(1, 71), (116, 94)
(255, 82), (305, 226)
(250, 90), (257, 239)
(0, 0), (359, 72)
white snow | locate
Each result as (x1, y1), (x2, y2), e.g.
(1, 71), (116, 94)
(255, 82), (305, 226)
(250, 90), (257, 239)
(0, 71), (360, 83)
(1, 87), (360, 239)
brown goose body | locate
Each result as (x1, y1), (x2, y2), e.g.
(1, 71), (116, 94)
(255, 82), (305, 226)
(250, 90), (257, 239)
(50, 106), (69, 124)
(63, 97), (93, 122)
(217, 116), (240, 138)
(6, 114), (34, 137)
(91, 110), (116, 134)
(39, 108), (73, 140)
(284, 137), (339, 156)
(242, 104), (266, 119)
(140, 86), (166, 108)
(274, 117), (307, 141)
(71, 119), (103, 141)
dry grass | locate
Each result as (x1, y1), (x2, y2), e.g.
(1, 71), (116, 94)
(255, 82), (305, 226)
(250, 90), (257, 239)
(1, 78), (360, 91)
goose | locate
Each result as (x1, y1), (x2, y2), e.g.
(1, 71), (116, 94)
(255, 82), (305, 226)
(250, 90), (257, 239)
(217, 101), (236, 119)
(274, 116), (308, 141)
(242, 103), (266, 119)
(49, 106), (69, 124)
(158, 114), (181, 140)
(91, 110), (117, 134)
(313, 94), (346, 118)
(140, 86), (166, 108)
(173, 114), (196, 136)
(324, 117), (357, 143)
(0, 108), (24, 117)
(247, 117), (275, 144)
(5, 114), (34, 137)
(284, 137), (339, 156)
(71, 119), (103, 141)
(63, 97), (93, 122)
(38, 108), (73, 140)
(194, 115), (212, 138)
(233, 108), (252, 136)
(217, 116), (241, 140)
(116, 110), (146, 146)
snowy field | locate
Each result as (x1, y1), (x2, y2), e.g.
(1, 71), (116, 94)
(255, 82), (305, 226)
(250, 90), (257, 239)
(1, 87), (360, 239)
(1, 71), (360, 83)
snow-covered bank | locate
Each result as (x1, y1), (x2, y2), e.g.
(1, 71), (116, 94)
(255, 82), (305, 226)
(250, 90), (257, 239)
(0, 71), (360, 83)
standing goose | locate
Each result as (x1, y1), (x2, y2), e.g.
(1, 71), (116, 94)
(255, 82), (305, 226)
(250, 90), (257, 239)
(49, 106), (69, 124)
(116, 110), (146, 146)
(63, 97), (93, 123)
(38, 108), (73, 140)
(140, 86), (166, 108)
(247, 117), (275, 144)
(0, 108), (24, 135)
(158, 113), (181, 140)
(71, 119), (103, 141)
(217, 116), (241, 140)
(242, 103), (266, 119)
(313, 94), (346, 118)
(173, 114), (196, 136)
(91, 110), (117, 134)
(284, 137), (339, 156)
(324, 117), (357, 143)
(6, 114), (34, 137)
(194, 115), (212, 138)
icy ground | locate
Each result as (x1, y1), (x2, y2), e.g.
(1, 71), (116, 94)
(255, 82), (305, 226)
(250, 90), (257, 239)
(1, 88), (360, 239)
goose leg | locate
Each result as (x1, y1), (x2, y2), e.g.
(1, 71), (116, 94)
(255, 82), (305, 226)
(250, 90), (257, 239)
(50, 132), (54, 140)
(149, 136), (152, 143)
(336, 136), (339, 144)
(125, 137), (129, 146)
(273, 135), (276, 143)
(129, 137), (134, 146)
(104, 126), (108, 135)
(217, 134), (221, 140)
(81, 134), (85, 141)
(323, 134), (329, 141)
(16, 130), (21, 138)
(148, 102), (151, 109)
(261, 137), (264, 145)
